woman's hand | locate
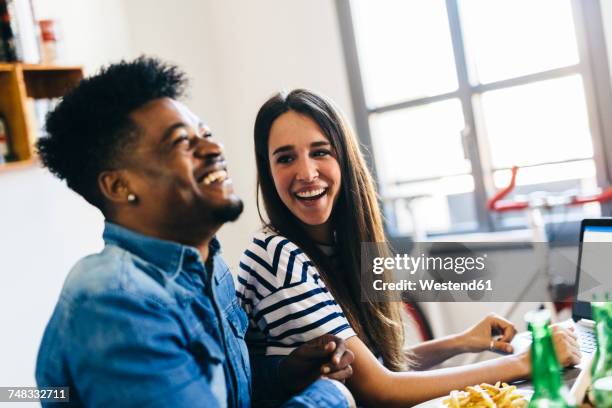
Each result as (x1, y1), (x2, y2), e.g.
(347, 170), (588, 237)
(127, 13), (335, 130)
(459, 313), (517, 354)
(550, 325), (581, 367)
(279, 334), (355, 393)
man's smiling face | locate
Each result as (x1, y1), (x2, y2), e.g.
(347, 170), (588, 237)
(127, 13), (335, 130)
(123, 97), (243, 233)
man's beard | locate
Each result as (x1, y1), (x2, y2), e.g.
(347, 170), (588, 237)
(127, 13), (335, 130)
(211, 197), (244, 223)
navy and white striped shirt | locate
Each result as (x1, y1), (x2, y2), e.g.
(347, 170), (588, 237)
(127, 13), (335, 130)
(237, 230), (356, 356)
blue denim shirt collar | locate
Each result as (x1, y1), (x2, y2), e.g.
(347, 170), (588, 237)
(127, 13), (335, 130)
(102, 221), (221, 279)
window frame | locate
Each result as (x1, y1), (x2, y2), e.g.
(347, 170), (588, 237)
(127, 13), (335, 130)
(336, 0), (612, 237)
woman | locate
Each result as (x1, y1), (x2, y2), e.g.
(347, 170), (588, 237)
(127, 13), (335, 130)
(237, 89), (581, 407)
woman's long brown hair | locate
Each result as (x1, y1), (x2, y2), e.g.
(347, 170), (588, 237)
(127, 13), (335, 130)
(253, 89), (406, 371)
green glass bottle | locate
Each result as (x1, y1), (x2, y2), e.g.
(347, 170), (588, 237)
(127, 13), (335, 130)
(591, 301), (612, 407)
(526, 309), (574, 408)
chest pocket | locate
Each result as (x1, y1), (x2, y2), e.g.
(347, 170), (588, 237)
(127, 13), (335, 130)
(224, 302), (251, 394)
(226, 303), (248, 339)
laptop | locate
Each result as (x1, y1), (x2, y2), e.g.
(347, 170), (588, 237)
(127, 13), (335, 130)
(511, 218), (612, 359)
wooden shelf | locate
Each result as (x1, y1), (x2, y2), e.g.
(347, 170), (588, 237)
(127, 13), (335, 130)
(22, 64), (83, 71)
(0, 63), (83, 168)
(0, 158), (38, 173)
(0, 63), (82, 71)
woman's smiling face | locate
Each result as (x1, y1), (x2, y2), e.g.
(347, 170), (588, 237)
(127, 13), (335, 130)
(268, 110), (341, 228)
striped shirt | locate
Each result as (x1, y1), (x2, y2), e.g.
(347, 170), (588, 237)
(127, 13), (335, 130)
(236, 230), (356, 356)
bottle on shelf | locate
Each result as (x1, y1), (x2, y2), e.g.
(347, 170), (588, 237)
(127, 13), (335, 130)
(526, 309), (575, 408)
(39, 19), (58, 64)
(591, 300), (612, 407)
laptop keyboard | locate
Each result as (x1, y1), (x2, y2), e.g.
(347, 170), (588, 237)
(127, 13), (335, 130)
(517, 322), (596, 354)
(575, 324), (596, 353)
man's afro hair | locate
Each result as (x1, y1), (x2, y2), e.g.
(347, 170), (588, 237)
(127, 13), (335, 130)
(37, 56), (188, 210)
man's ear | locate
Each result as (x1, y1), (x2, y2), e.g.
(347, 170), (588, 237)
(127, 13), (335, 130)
(98, 170), (133, 204)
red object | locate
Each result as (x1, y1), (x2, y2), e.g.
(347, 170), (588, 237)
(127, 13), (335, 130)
(39, 19), (56, 42)
(402, 302), (433, 341)
(571, 187), (612, 206)
(487, 166), (529, 212)
(487, 165), (612, 212)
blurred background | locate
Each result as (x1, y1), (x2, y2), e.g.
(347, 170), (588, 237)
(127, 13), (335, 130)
(2, 0), (612, 391)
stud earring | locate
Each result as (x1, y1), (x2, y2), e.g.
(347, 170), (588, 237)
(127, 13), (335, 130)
(127, 193), (137, 203)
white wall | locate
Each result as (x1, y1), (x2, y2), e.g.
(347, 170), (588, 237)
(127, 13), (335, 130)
(0, 169), (104, 390)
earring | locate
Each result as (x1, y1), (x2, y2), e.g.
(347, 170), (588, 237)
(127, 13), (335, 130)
(127, 193), (137, 203)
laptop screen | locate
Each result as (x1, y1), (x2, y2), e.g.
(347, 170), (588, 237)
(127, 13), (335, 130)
(574, 220), (612, 320)
(577, 225), (612, 303)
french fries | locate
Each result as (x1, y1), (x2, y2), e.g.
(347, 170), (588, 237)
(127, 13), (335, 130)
(441, 382), (528, 408)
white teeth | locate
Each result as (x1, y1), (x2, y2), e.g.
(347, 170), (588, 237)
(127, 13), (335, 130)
(202, 170), (228, 185)
(295, 188), (326, 198)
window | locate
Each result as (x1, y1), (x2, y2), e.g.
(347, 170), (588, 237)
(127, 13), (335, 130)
(337, 0), (612, 237)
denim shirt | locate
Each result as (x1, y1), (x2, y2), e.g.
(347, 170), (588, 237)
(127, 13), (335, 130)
(36, 222), (348, 408)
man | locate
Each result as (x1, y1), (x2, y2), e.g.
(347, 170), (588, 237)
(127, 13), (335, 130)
(35, 57), (354, 407)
